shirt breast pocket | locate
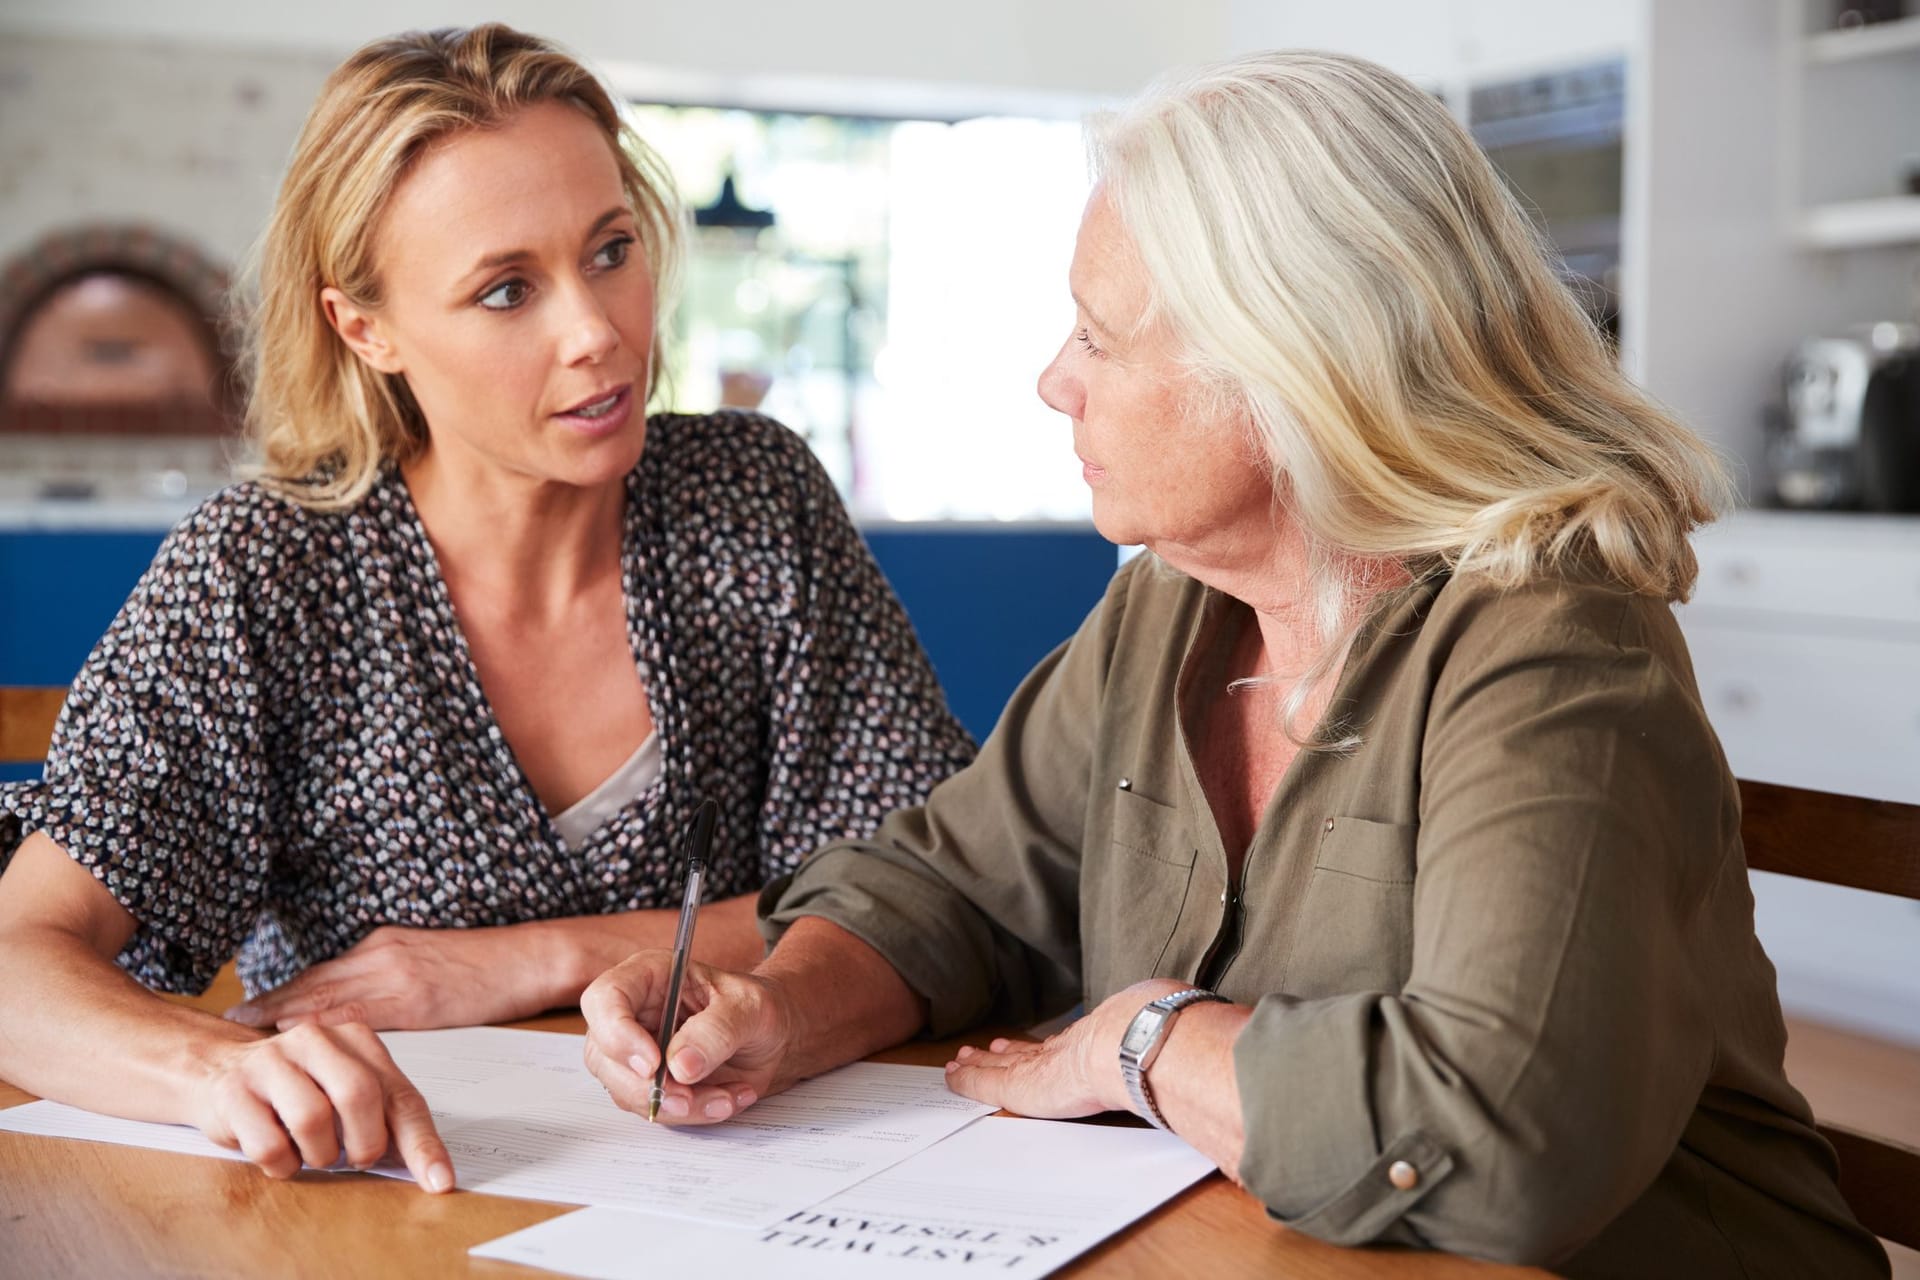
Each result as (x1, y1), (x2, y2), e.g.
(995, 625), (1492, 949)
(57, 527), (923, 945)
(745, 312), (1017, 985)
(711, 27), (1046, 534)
(1084, 786), (1197, 1000)
(1283, 816), (1417, 998)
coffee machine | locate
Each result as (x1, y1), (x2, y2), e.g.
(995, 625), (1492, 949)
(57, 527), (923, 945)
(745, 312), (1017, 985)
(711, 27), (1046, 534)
(1770, 321), (1920, 512)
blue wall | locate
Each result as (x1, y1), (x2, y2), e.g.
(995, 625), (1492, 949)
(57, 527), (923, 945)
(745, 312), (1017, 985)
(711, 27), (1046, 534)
(0, 524), (1117, 780)
(861, 526), (1119, 744)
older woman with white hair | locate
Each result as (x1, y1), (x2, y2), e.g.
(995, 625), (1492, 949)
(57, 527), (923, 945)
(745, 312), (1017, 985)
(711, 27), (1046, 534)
(580, 52), (1889, 1277)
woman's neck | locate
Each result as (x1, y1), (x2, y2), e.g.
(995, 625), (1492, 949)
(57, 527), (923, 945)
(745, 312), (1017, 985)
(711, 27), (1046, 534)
(1153, 516), (1407, 680)
(401, 445), (626, 616)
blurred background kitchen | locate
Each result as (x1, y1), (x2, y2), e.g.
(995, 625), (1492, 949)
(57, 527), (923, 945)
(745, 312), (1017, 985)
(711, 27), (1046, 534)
(0, 0), (1915, 1226)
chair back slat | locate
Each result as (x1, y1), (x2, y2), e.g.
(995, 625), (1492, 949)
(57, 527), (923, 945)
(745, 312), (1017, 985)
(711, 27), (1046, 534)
(1737, 779), (1920, 1254)
(1737, 779), (1920, 900)
(1820, 1123), (1920, 1252)
(0, 687), (66, 764)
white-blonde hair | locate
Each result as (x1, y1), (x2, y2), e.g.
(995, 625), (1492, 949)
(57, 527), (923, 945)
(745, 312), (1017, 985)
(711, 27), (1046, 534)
(1091, 51), (1729, 743)
(239, 24), (684, 510)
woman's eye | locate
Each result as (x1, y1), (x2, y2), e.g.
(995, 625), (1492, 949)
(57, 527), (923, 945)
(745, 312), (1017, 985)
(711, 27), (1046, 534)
(478, 279), (529, 311)
(593, 236), (634, 270)
(1075, 327), (1104, 358)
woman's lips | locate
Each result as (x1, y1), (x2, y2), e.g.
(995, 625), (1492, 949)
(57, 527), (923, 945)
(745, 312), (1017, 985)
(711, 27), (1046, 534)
(553, 384), (634, 437)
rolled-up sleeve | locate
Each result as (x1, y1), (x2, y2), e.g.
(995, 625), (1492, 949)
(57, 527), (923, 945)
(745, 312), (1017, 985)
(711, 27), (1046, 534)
(0, 510), (276, 994)
(1234, 590), (1728, 1265)
(762, 561), (1142, 1035)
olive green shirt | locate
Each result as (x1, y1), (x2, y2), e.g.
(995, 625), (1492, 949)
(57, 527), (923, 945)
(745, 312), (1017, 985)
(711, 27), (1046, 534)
(763, 556), (1888, 1278)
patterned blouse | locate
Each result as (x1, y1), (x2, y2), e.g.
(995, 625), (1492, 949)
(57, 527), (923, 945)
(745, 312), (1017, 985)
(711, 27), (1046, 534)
(0, 411), (976, 997)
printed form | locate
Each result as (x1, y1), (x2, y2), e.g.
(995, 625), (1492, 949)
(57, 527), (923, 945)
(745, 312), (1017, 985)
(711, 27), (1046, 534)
(0, 1027), (993, 1228)
(471, 1115), (1217, 1280)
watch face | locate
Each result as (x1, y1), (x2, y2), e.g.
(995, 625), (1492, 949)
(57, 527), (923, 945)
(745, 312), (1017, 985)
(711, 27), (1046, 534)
(1122, 1008), (1165, 1056)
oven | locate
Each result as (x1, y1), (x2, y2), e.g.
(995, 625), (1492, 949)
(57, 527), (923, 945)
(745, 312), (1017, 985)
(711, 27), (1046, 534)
(1469, 59), (1626, 342)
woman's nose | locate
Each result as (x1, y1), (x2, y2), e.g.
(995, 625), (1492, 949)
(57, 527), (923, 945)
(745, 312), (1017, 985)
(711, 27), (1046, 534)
(1037, 347), (1082, 418)
(556, 284), (621, 367)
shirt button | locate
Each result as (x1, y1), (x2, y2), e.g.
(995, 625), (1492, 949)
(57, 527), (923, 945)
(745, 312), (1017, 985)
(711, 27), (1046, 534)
(1324, 818), (1336, 833)
(1117, 777), (1132, 791)
(1388, 1160), (1419, 1191)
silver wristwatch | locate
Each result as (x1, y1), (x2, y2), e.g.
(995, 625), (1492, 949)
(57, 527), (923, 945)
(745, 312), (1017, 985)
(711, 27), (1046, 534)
(1118, 987), (1226, 1130)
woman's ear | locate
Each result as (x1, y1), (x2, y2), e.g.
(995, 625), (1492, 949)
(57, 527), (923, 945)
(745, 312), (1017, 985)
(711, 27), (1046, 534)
(320, 287), (404, 374)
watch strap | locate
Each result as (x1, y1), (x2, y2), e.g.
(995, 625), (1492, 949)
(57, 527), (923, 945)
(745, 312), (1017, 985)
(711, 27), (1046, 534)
(1119, 987), (1226, 1130)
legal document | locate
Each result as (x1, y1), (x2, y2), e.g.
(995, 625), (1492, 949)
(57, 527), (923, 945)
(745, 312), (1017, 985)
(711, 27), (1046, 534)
(419, 1056), (993, 1224)
(472, 1115), (1217, 1280)
(0, 1027), (993, 1228)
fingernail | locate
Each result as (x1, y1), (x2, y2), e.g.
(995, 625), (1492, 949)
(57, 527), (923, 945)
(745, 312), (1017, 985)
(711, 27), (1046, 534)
(628, 1053), (652, 1076)
(704, 1098), (731, 1118)
(663, 1095), (689, 1117)
(945, 1060), (959, 1072)
(956, 1045), (974, 1059)
(737, 1089), (756, 1108)
(426, 1163), (453, 1193)
(225, 1005), (262, 1026)
(672, 1049), (705, 1080)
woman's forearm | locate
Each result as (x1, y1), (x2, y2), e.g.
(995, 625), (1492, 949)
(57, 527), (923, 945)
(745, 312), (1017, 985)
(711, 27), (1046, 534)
(754, 916), (929, 1089)
(1144, 1001), (1254, 1181)
(0, 920), (260, 1123)
(534, 891), (769, 1007)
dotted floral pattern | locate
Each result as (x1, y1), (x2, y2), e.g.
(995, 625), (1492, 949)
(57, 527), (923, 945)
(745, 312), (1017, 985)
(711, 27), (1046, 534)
(0, 411), (976, 996)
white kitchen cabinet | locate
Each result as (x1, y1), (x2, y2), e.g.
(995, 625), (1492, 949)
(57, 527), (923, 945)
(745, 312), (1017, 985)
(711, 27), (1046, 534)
(1676, 510), (1920, 1044)
(1684, 622), (1920, 799)
(1783, 0), (1920, 249)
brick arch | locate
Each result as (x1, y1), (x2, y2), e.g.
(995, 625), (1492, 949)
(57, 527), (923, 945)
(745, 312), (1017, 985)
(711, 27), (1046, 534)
(0, 223), (238, 436)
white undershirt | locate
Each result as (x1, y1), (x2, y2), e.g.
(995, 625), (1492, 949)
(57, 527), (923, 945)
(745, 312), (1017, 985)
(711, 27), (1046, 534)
(552, 731), (662, 850)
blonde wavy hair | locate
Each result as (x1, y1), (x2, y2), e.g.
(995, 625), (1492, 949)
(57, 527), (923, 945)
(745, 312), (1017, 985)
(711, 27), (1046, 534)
(1093, 51), (1729, 741)
(239, 24), (684, 510)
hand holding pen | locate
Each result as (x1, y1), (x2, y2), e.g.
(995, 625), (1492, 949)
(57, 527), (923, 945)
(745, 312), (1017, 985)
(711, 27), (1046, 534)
(579, 796), (803, 1126)
(649, 797), (716, 1122)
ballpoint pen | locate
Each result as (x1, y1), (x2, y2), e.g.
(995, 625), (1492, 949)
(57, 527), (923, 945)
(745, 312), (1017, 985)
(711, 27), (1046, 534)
(649, 796), (717, 1123)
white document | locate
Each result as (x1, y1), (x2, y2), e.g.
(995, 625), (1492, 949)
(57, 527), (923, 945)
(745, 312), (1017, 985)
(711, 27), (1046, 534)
(382, 1025), (587, 1094)
(470, 1116), (1217, 1280)
(0, 1028), (993, 1228)
(419, 1058), (995, 1225)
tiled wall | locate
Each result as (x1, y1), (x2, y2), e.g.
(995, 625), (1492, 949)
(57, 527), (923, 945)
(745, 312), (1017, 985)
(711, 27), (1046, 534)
(0, 33), (334, 268)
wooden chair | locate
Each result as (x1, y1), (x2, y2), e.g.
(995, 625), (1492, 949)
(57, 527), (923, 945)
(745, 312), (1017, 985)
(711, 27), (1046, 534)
(0, 687), (65, 765)
(1738, 778), (1920, 1253)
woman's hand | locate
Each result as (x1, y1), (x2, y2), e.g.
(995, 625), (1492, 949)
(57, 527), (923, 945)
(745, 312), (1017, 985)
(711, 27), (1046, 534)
(190, 1021), (454, 1191)
(943, 979), (1190, 1119)
(224, 925), (558, 1031)
(580, 950), (793, 1125)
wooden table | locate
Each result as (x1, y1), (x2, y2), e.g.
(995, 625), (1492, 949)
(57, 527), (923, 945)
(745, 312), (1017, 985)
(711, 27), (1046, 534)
(0, 974), (1543, 1279)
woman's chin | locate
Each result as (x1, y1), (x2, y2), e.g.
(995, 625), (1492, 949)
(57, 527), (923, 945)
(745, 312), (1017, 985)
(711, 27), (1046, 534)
(555, 427), (648, 488)
(1088, 499), (1144, 550)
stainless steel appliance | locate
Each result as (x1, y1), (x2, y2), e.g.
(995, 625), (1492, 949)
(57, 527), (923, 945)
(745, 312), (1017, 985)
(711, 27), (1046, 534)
(1771, 322), (1920, 511)
(1470, 60), (1625, 342)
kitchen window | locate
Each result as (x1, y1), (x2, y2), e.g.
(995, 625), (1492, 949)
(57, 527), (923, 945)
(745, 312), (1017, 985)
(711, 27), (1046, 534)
(631, 103), (1093, 521)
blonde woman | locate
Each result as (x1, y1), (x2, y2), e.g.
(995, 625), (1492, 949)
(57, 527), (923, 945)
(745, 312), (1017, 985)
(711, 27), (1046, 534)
(581, 52), (1889, 1276)
(0, 25), (972, 1191)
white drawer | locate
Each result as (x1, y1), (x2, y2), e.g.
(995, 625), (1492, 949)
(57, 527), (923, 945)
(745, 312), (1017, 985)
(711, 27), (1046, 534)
(1679, 621), (1920, 802)
(1686, 532), (1920, 628)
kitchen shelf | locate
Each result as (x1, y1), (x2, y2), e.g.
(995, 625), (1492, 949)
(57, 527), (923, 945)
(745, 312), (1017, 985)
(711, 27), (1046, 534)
(1798, 194), (1920, 248)
(1804, 12), (1920, 62)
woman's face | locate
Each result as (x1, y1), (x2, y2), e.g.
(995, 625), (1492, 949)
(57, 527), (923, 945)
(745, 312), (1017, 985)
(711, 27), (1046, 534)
(1037, 190), (1276, 561)
(325, 101), (655, 492)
